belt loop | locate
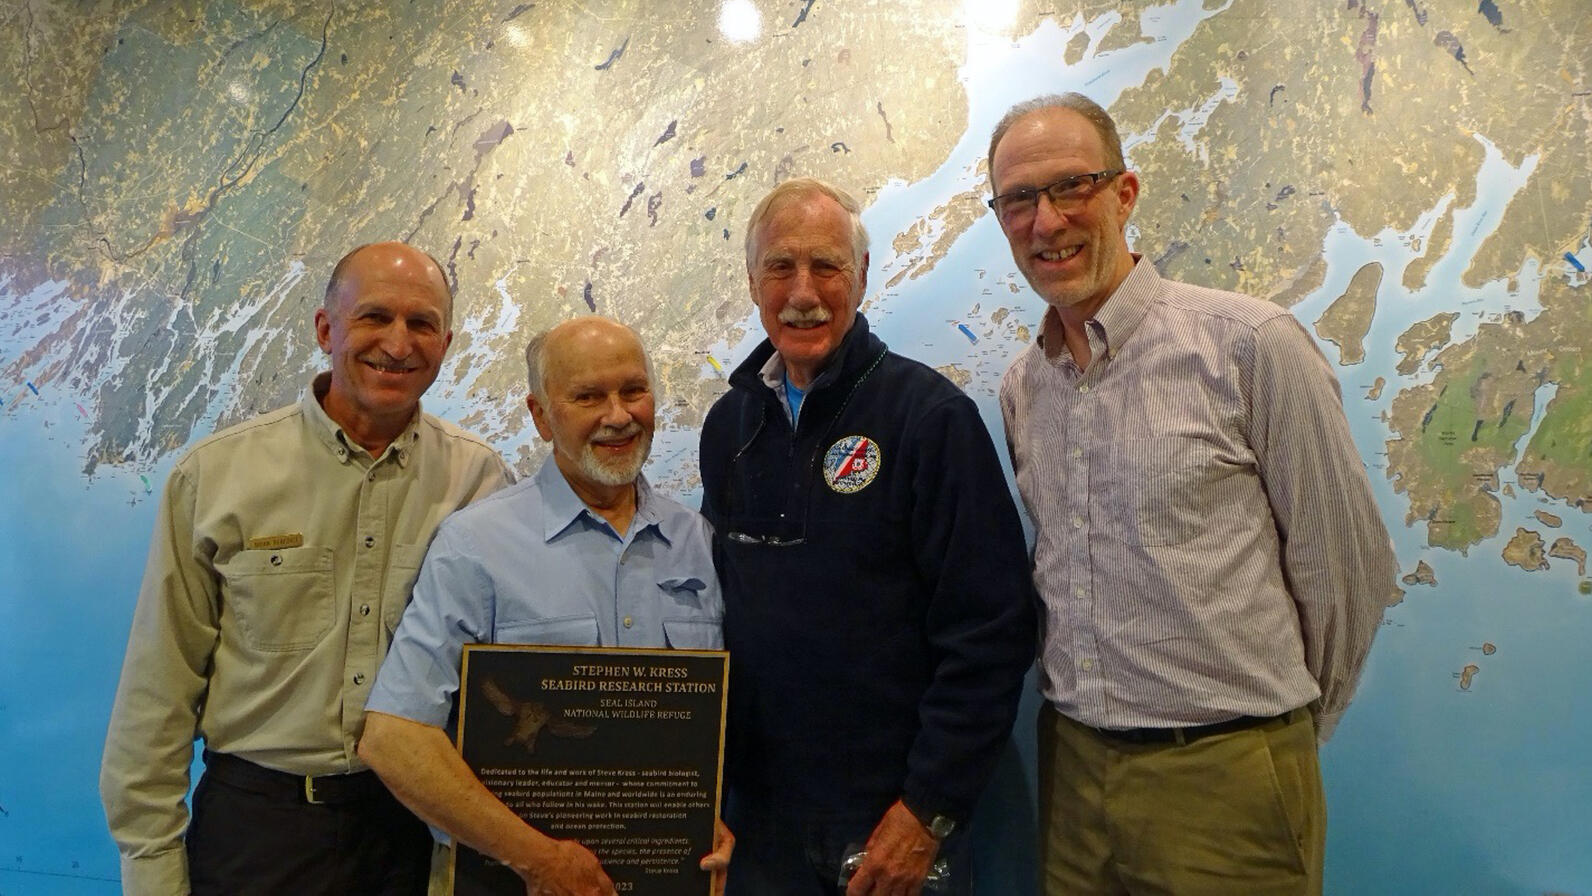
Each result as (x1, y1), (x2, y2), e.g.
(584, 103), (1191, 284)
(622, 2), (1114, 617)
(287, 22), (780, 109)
(1173, 728), (1188, 747)
(304, 776), (323, 805)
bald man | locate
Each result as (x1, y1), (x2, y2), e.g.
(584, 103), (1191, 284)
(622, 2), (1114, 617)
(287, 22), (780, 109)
(101, 243), (512, 896)
(361, 316), (731, 896)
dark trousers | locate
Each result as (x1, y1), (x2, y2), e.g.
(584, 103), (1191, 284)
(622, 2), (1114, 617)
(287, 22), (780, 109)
(187, 751), (430, 896)
(724, 789), (971, 896)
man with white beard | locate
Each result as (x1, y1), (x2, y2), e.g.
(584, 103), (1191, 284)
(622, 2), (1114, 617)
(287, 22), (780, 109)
(360, 316), (731, 896)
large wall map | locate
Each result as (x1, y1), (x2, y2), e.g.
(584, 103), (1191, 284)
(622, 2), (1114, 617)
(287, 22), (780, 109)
(2, 1), (1588, 892)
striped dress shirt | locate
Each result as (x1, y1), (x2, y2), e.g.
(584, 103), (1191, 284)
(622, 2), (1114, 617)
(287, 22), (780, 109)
(1000, 256), (1398, 740)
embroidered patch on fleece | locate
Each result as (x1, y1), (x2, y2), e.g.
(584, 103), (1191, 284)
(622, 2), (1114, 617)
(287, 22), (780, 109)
(823, 435), (881, 494)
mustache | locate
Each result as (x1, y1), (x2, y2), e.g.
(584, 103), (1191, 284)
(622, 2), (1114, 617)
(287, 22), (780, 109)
(590, 422), (643, 443)
(778, 306), (832, 325)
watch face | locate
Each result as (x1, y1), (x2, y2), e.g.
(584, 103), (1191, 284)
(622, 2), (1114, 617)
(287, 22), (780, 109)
(929, 815), (956, 839)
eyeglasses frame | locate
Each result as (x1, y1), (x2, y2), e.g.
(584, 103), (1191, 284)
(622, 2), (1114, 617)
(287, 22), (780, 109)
(986, 169), (1125, 223)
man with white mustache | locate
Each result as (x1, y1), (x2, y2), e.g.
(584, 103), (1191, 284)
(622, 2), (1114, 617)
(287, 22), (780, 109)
(990, 93), (1399, 895)
(102, 242), (512, 896)
(699, 178), (1037, 895)
(360, 316), (731, 896)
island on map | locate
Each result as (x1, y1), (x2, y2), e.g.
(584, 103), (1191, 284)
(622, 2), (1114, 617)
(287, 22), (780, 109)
(1387, 310), (1539, 553)
(1501, 528), (1549, 571)
(1395, 313), (1460, 376)
(934, 364), (972, 390)
(1313, 262), (1382, 365)
(1390, 275), (1592, 554)
(1547, 538), (1587, 577)
(1401, 560), (1438, 587)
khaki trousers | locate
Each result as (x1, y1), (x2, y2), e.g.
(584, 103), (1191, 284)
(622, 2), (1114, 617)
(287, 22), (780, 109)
(1038, 706), (1324, 896)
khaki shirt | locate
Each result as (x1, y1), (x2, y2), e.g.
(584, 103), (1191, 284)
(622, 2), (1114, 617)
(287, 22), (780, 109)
(100, 374), (511, 895)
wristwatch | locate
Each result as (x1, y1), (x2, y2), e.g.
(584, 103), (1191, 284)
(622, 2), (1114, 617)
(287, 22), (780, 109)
(923, 813), (956, 840)
(904, 798), (957, 840)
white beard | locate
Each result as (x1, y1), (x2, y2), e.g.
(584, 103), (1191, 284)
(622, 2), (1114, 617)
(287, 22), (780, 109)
(576, 425), (652, 486)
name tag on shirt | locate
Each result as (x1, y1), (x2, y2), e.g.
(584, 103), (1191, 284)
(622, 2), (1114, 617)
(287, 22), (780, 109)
(246, 533), (305, 550)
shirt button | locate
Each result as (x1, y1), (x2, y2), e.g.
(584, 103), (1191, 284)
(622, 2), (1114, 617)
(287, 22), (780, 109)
(360, 604), (371, 617)
(1072, 516), (1083, 529)
(1071, 447), (1082, 459)
(269, 554), (282, 566)
(1078, 384), (1090, 394)
(353, 673), (366, 685)
(1074, 587), (1086, 599)
(1080, 659), (1094, 671)
(623, 616), (633, 629)
(364, 535), (375, 548)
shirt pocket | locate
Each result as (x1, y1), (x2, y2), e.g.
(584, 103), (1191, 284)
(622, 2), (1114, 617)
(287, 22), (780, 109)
(496, 614), (601, 647)
(220, 545), (335, 652)
(381, 543), (431, 634)
(662, 618), (723, 649)
(657, 573), (724, 649)
(1102, 437), (1218, 547)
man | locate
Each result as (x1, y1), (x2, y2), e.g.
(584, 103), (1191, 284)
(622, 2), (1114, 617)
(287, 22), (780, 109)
(360, 316), (731, 896)
(101, 242), (513, 895)
(699, 178), (1036, 895)
(990, 93), (1400, 894)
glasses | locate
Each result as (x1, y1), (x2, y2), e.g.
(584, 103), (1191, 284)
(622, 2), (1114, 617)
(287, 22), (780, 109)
(721, 418), (808, 548)
(987, 169), (1123, 224)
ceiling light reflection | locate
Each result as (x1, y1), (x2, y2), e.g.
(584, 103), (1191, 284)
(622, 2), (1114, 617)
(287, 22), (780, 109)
(719, 0), (762, 44)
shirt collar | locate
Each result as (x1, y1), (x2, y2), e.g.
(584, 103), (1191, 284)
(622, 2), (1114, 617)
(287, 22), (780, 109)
(756, 351), (788, 392)
(758, 351), (817, 425)
(303, 372), (423, 467)
(1090, 254), (1158, 357)
(734, 313), (880, 398)
(1035, 254), (1158, 364)
(534, 455), (666, 544)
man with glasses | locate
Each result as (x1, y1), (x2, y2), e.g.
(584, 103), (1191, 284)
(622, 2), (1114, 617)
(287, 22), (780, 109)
(990, 93), (1399, 894)
(699, 178), (1036, 895)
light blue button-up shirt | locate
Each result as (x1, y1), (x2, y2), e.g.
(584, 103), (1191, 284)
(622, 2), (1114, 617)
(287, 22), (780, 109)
(367, 456), (724, 728)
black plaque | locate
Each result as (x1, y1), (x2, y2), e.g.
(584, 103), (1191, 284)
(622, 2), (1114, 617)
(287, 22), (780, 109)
(452, 644), (728, 896)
